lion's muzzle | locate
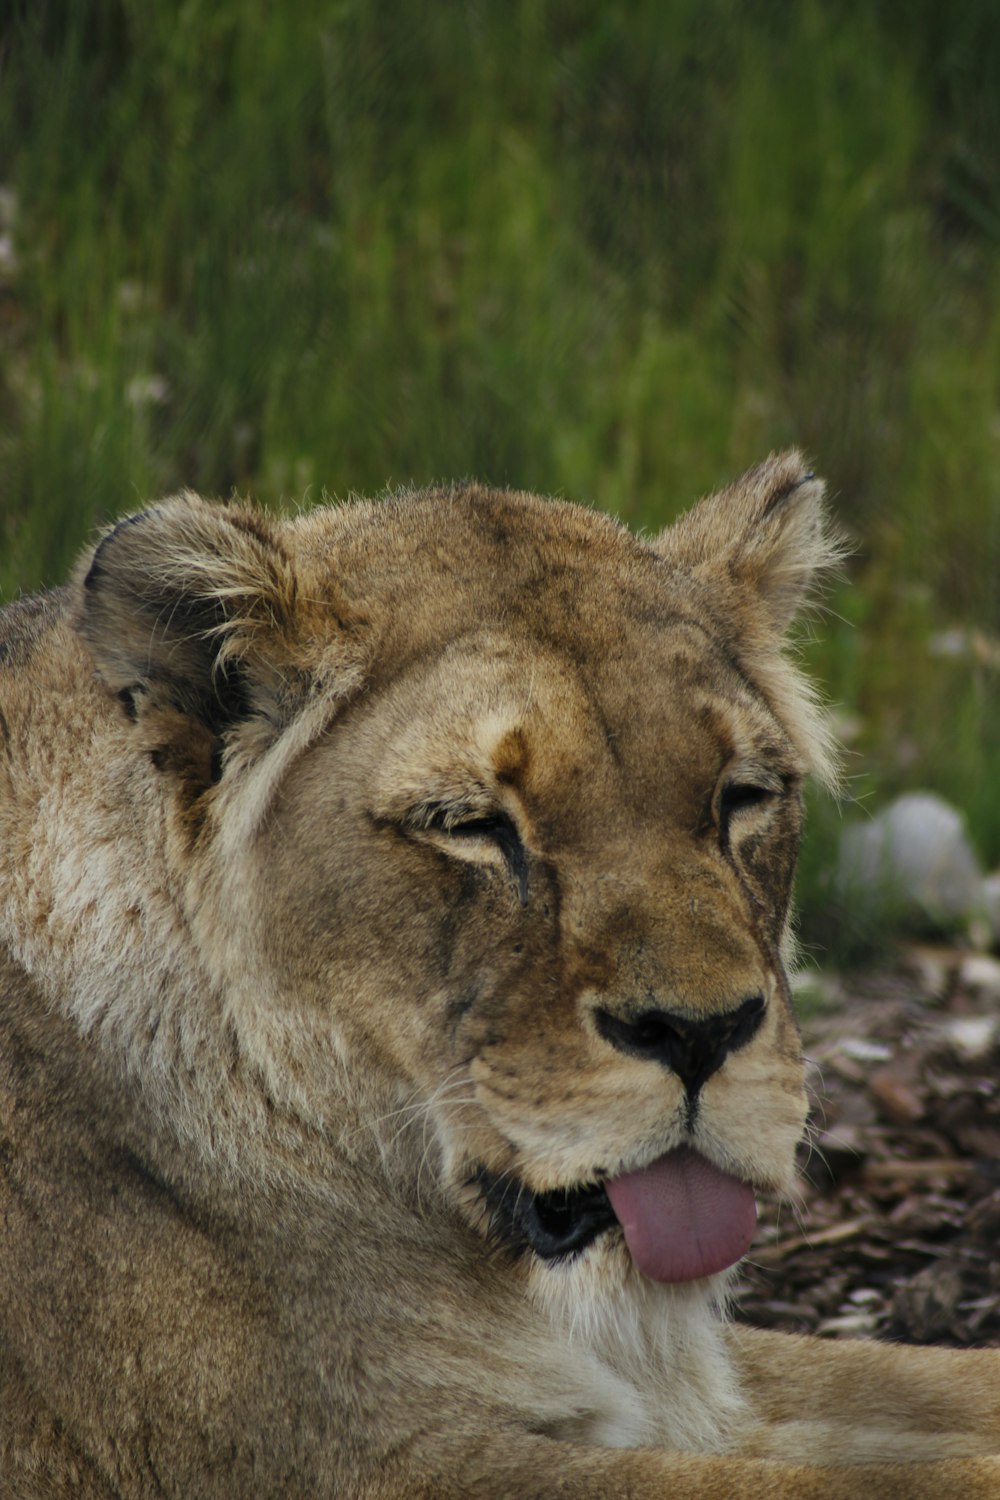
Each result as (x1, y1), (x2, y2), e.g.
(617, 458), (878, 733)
(593, 994), (766, 1099)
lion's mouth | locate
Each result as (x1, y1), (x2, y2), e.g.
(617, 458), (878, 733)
(473, 1166), (618, 1261)
(472, 1147), (757, 1282)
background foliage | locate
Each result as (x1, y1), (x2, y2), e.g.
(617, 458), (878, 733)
(3, 1), (999, 954)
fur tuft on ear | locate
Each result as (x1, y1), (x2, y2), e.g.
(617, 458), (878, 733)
(654, 450), (845, 633)
(76, 495), (313, 740)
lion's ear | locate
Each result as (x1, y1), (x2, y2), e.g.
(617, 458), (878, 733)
(654, 451), (842, 632)
(76, 495), (312, 738)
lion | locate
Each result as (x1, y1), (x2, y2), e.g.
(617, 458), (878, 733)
(1, 451), (998, 1498)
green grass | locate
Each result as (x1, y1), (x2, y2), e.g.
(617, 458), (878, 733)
(3, 0), (1000, 958)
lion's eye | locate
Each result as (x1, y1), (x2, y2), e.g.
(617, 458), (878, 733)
(719, 782), (775, 821)
(445, 811), (519, 853)
(715, 777), (789, 845)
(422, 807), (529, 906)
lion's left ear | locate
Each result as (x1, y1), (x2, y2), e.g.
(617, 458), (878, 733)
(653, 451), (842, 632)
(75, 494), (357, 757)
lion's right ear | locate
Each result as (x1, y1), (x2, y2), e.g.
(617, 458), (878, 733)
(653, 451), (843, 634)
(75, 495), (342, 744)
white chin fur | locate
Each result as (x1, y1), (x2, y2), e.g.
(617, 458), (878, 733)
(529, 1232), (751, 1454)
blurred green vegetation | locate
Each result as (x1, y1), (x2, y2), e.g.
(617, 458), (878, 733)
(2, 0), (999, 957)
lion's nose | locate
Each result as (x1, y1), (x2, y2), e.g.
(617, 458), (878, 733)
(594, 994), (765, 1097)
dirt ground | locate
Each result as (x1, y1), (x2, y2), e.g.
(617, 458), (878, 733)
(732, 948), (1000, 1347)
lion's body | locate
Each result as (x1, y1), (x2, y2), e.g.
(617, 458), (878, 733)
(1, 456), (998, 1497)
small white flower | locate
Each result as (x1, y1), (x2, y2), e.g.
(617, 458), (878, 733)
(126, 374), (171, 408)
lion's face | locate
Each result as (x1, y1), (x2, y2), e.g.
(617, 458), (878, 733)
(259, 614), (809, 1280)
(67, 453), (838, 1287)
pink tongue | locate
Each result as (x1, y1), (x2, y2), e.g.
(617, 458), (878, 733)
(604, 1147), (757, 1283)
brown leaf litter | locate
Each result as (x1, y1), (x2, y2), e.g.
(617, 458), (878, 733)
(733, 949), (1000, 1346)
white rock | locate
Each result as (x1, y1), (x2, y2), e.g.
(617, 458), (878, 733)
(837, 792), (984, 929)
(981, 871), (1000, 946)
(957, 954), (1000, 1003)
(941, 1015), (1000, 1060)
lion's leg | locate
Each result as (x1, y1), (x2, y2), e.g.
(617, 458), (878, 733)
(370, 1434), (1000, 1500)
(728, 1324), (1000, 1463)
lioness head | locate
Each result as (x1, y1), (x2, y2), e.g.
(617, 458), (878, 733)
(66, 451), (838, 1289)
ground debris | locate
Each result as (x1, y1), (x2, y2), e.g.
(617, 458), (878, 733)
(889, 1262), (964, 1343)
(733, 950), (1000, 1346)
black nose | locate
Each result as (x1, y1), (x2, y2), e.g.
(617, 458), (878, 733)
(594, 994), (766, 1097)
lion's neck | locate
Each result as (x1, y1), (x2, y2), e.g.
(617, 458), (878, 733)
(529, 1244), (751, 1453)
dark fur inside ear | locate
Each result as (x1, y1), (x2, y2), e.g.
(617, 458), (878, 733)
(76, 495), (295, 740)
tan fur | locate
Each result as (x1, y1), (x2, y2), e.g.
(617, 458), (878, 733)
(1, 453), (997, 1498)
